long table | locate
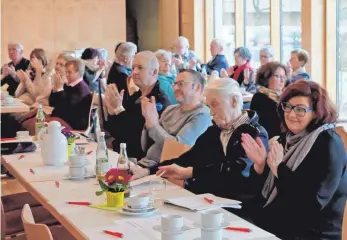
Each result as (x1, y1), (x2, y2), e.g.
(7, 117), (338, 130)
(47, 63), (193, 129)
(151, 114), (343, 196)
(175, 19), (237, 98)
(1, 143), (279, 240)
(1, 99), (30, 114)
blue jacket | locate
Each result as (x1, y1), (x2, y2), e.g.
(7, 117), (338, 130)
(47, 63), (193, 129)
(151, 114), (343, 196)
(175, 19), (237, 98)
(204, 54), (229, 74)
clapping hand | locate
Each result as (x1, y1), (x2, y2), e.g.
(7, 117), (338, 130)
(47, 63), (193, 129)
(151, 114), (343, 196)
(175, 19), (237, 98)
(172, 57), (183, 65)
(104, 84), (124, 115)
(226, 66), (235, 76)
(17, 70), (30, 84)
(243, 68), (250, 84)
(141, 96), (159, 128)
(52, 73), (66, 92)
(7, 65), (17, 78)
(241, 133), (267, 174)
(30, 57), (43, 73)
(267, 141), (284, 177)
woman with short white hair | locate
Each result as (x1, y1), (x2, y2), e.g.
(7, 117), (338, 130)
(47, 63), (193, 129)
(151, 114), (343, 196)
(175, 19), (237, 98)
(132, 78), (269, 219)
(107, 42), (137, 92)
(155, 49), (176, 104)
(172, 36), (200, 71)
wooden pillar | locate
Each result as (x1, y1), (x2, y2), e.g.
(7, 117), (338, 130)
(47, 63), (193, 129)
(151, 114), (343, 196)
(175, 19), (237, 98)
(270, 0), (281, 61)
(159, 0), (180, 50)
(235, 0), (245, 48)
(180, 0), (206, 61)
(325, 0), (337, 102)
(301, 0), (325, 86)
(204, 0), (214, 62)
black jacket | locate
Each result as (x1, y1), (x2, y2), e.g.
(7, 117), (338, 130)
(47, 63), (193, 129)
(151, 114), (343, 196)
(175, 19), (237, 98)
(107, 81), (171, 160)
(107, 62), (131, 92)
(151, 111), (269, 216)
(250, 92), (281, 139)
(253, 129), (347, 240)
(204, 54), (229, 74)
(1, 58), (30, 96)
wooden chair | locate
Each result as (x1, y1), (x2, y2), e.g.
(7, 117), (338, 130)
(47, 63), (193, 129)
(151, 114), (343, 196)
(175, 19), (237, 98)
(160, 139), (192, 187)
(21, 204), (75, 240)
(160, 139), (191, 163)
(336, 125), (347, 151)
(21, 204), (53, 240)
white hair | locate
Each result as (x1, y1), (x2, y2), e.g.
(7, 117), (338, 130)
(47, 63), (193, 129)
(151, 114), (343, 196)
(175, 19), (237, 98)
(115, 42), (137, 60)
(204, 78), (243, 110)
(155, 49), (172, 62)
(136, 51), (159, 72)
(97, 48), (108, 60)
(211, 39), (225, 51)
(8, 41), (24, 51)
(176, 36), (190, 48)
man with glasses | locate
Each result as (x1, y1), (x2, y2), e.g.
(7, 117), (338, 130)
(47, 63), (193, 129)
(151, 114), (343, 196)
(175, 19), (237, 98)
(138, 69), (211, 168)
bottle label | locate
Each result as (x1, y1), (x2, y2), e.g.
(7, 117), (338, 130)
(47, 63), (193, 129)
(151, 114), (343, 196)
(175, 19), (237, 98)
(35, 122), (44, 136)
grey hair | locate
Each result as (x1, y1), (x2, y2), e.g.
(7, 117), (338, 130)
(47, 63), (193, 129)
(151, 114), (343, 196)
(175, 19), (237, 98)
(115, 42), (137, 60)
(155, 49), (172, 62)
(97, 48), (109, 60)
(65, 58), (85, 77)
(204, 78), (243, 110)
(136, 51), (159, 72)
(260, 45), (274, 58)
(234, 47), (252, 62)
(211, 39), (225, 51)
(57, 53), (73, 62)
(176, 36), (190, 48)
(8, 41), (24, 52)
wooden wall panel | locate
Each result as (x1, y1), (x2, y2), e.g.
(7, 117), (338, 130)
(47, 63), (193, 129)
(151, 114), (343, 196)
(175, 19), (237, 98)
(159, 0), (179, 50)
(1, 0), (126, 64)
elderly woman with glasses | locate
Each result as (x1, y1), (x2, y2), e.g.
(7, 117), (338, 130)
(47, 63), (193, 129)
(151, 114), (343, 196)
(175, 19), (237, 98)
(259, 46), (274, 66)
(221, 47), (256, 93)
(242, 80), (347, 239)
(250, 62), (288, 138)
(132, 78), (269, 219)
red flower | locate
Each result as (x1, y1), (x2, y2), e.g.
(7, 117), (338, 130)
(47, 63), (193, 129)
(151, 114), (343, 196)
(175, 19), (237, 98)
(105, 168), (131, 185)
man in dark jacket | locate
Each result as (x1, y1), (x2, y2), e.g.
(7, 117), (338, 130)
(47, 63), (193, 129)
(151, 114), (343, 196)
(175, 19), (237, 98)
(131, 78), (269, 219)
(107, 42), (137, 93)
(104, 51), (171, 160)
(1, 42), (30, 96)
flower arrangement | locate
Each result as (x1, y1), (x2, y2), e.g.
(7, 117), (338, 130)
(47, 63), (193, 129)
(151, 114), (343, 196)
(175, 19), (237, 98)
(96, 168), (132, 196)
(62, 130), (77, 144)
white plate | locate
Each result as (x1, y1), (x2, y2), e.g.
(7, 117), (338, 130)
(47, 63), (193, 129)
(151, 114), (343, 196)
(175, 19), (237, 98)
(153, 225), (193, 235)
(118, 207), (159, 216)
(193, 221), (229, 231)
(123, 205), (155, 212)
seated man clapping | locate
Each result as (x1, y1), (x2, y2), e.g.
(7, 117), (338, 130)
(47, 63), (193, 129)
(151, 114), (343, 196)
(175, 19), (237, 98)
(138, 70), (211, 168)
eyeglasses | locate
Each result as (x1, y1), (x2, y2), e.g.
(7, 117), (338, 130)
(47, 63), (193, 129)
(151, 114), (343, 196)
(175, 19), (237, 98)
(172, 81), (194, 88)
(260, 54), (270, 59)
(281, 102), (313, 117)
(273, 75), (287, 80)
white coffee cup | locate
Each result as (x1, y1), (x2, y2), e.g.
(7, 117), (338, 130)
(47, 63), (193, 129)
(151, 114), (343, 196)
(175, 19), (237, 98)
(201, 229), (222, 240)
(127, 195), (150, 209)
(69, 155), (87, 167)
(201, 210), (223, 228)
(69, 165), (86, 179)
(161, 215), (183, 232)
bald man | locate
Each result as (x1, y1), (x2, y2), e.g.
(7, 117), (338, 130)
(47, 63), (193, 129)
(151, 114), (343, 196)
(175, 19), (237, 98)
(104, 51), (171, 159)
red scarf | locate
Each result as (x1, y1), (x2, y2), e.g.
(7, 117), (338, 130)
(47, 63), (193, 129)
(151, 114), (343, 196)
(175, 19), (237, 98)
(232, 61), (253, 81)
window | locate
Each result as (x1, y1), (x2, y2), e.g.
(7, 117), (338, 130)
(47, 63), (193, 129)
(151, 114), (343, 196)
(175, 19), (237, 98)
(244, 0), (270, 69)
(280, 0), (302, 64)
(337, 0), (347, 117)
(214, 0), (235, 65)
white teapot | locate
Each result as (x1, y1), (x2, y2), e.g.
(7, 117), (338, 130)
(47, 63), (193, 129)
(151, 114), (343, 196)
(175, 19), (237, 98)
(38, 121), (68, 166)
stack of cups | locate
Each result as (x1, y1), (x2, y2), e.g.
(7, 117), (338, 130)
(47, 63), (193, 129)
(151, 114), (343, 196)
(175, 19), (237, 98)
(68, 154), (88, 179)
(200, 211), (224, 240)
(160, 215), (184, 240)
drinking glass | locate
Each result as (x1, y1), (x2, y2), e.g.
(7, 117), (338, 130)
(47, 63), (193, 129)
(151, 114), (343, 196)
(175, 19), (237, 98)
(149, 178), (167, 205)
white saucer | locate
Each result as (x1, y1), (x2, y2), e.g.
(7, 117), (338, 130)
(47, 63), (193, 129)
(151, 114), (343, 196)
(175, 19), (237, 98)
(123, 205), (155, 212)
(65, 173), (95, 180)
(193, 238), (229, 240)
(118, 207), (159, 216)
(193, 221), (229, 231)
(153, 225), (193, 235)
